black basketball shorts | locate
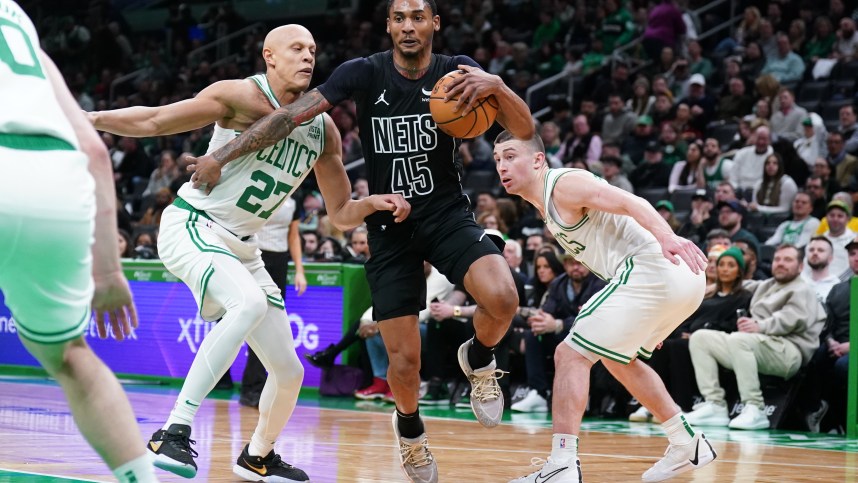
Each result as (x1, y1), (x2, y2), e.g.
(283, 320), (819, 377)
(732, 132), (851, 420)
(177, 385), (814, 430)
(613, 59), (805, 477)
(364, 201), (502, 321)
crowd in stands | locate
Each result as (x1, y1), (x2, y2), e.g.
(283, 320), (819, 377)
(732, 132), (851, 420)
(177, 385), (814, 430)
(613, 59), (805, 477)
(39, 0), (855, 434)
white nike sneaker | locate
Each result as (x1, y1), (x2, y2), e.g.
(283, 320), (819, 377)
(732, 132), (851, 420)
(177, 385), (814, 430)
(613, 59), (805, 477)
(392, 412), (438, 483)
(641, 433), (717, 482)
(508, 456), (582, 483)
(728, 404), (770, 430)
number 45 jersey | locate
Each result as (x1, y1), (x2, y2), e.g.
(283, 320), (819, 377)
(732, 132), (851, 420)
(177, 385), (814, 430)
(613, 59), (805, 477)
(177, 74), (325, 237)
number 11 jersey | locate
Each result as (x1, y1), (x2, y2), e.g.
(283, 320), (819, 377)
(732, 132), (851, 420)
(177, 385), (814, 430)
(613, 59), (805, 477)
(177, 74), (326, 237)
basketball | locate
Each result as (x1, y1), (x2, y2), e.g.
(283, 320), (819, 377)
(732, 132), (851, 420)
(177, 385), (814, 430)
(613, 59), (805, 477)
(429, 70), (499, 139)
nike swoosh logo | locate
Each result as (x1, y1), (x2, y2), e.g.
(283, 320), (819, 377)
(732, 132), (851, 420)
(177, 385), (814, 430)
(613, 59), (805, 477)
(244, 459), (267, 475)
(689, 439), (700, 466)
(534, 466), (568, 483)
(421, 87), (433, 96)
(148, 441), (162, 452)
(185, 399), (200, 407)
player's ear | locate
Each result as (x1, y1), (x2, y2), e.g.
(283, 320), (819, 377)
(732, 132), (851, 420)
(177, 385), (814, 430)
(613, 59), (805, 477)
(386, 19), (391, 34)
(433, 16), (440, 32)
(262, 47), (275, 67)
(533, 152), (546, 170)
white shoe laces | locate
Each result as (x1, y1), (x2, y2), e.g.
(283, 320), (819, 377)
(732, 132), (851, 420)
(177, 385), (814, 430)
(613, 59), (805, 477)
(469, 369), (507, 402)
(400, 435), (434, 468)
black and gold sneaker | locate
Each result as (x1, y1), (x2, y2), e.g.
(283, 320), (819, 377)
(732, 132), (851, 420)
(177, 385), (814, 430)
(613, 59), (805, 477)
(148, 424), (198, 478)
(233, 444), (310, 482)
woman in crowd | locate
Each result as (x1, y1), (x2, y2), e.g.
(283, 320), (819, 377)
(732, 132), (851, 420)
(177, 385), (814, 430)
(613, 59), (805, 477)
(750, 152), (798, 214)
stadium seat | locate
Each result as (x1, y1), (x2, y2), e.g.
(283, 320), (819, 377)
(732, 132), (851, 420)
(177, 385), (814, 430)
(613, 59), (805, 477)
(796, 81), (829, 106)
(670, 188), (696, 214)
(829, 79), (855, 101)
(634, 187), (670, 207)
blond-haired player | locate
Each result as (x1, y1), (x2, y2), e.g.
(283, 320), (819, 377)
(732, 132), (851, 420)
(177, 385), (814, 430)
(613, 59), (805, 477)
(492, 131), (715, 483)
(89, 24), (409, 481)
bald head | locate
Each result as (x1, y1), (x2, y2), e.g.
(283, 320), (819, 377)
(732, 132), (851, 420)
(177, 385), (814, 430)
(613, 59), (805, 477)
(261, 24), (316, 92)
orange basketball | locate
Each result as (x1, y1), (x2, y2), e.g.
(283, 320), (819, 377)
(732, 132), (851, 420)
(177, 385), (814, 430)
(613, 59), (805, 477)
(429, 70), (499, 139)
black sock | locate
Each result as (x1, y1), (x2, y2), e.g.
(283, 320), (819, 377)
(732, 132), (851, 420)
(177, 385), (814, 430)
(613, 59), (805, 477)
(396, 409), (425, 439)
(468, 337), (495, 370)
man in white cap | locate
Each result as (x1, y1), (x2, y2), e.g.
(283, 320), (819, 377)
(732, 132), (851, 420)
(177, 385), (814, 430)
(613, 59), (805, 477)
(679, 73), (715, 134)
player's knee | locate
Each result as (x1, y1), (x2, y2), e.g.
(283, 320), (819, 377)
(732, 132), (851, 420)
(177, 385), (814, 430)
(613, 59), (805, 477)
(237, 289), (270, 324)
(554, 343), (587, 370)
(386, 349), (420, 379)
(34, 338), (88, 379)
(479, 280), (518, 321)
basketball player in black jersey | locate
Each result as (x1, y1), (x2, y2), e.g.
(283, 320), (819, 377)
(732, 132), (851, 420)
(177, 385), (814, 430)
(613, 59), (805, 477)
(187, 2), (534, 480)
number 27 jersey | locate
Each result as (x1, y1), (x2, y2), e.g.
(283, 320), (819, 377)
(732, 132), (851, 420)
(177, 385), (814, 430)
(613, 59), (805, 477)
(177, 74), (325, 237)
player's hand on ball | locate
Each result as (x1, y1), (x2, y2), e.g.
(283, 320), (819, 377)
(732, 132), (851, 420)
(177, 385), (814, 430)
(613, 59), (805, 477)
(91, 271), (139, 341)
(371, 194), (411, 223)
(444, 64), (500, 113)
(187, 154), (222, 195)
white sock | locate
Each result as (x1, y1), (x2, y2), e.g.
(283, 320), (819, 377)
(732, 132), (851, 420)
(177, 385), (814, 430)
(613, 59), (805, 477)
(249, 433), (275, 457)
(662, 412), (695, 446)
(164, 397), (201, 429)
(549, 433), (578, 463)
(113, 453), (160, 483)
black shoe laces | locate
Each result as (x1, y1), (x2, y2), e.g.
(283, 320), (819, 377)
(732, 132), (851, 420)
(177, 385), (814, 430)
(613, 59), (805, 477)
(164, 432), (199, 458)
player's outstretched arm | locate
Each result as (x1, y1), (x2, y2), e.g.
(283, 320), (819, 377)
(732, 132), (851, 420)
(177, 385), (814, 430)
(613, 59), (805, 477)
(87, 81), (237, 137)
(314, 115), (410, 230)
(554, 172), (707, 274)
(187, 88), (334, 194)
(444, 64), (535, 140)
(42, 51), (138, 339)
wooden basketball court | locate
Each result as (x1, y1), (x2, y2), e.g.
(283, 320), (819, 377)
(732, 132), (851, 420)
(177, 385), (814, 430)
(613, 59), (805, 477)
(0, 378), (856, 482)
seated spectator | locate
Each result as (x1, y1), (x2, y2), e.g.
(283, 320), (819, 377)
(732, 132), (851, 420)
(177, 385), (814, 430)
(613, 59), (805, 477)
(561, 115), (602, 166)
(344, 225), (370, 263)
(717, 200), (760, 247)
(118, 229), (133, 258)
(630, 140), (672, 189)
(825, 132), (858, 188)
(833, 17), (858, 62)
(626, 77), (655, 117)
(761, 33), (805, 83)
(839, 105), (858, 156)
(765, 192), (820, 247)
(734, 238), (769, 280)
(678, 74), (715, 135)
(601, 156), (633, 193)
(718, 77), (755, 121)
(633, 247), (751, 419)
(352, 178), (369, 200)
(794, 117), (826, 170)
(808, 200), (856, 280)
(686, 244), (824, 430)
(703, 243), (729, 285)
(815, 191), (858, 234)
(803, 16), (836, 65)
(300, 230), (320, 261)
(655, 200), (681, 232)
(621, 115), (658, 165)
(511, 256), (606, 413)
(741, 41), (766, 81)
(668, 139), (704, 193)
(769, 89), (807, 143)
(138, 187), (173, 226)
(732, 125), (774, 193)
(315, 236), (345, 262)
(142, 150), (180, 197)
(477, 211), (509, 237)
(677, 189), (714, 245)
(801, 236), (842, 303)
(601, 94), (637, 145)
(749, 152), (798, 214)
(538, 121), (563, 167)
(798, 236), (857, 433)
(701, 139), (733, 188)
(132, 230), (158, 260)
(658, 122), (687, 166)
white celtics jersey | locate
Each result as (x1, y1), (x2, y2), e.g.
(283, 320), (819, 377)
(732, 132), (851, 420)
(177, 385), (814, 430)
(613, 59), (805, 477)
(543, 168), (662, 281)
(178, 74), (325, 237)
(0, 0), (77, 148)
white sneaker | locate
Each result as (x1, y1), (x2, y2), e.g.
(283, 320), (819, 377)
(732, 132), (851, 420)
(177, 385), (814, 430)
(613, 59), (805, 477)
(629, 406), (652, 422)
(508, 456), (582, 483)
(511, 389), (548, 413)
(728, 404), (770, 430)
(641, 433), (717, 482)
(391, 412), (438, 483)
(458, 338), (506, 428)
(683, 402), (729, 426)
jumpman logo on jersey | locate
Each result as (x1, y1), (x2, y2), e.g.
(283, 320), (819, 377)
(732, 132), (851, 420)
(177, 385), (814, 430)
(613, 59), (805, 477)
(375, 89), (390, 106)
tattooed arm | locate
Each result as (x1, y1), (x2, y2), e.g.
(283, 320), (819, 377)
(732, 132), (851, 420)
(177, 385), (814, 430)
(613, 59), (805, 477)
(187, 89), (333, 193)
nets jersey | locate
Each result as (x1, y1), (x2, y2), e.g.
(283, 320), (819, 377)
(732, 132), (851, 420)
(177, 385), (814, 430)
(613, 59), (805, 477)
(178, 74), (325, 237)
(543, 168), (662, 281)
(0, 0), (77, 148)
(318, 51), (481, 223)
